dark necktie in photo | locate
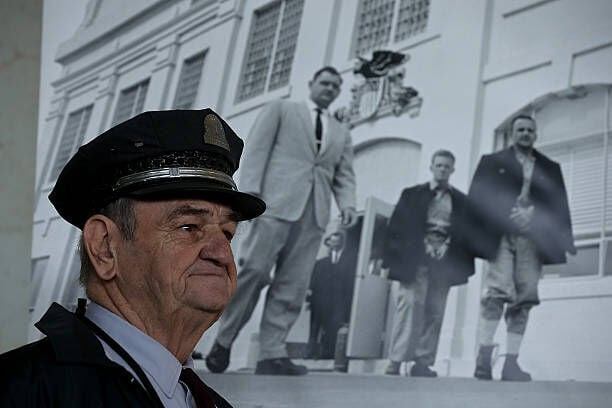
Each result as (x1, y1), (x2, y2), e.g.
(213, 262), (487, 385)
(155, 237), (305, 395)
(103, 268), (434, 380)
(315, 108), (323, 151)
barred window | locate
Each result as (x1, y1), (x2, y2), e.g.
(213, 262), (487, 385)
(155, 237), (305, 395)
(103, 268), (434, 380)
(174, 52), (206, 109)
(353, 0), (430, 58)
(236, 0), (304, 102)
(48, 105), (93, 182)
(394, 0), (429, 41)
(113, 80), (149, 125)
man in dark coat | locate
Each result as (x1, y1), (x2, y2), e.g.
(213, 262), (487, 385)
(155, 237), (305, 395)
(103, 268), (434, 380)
(469, 114), (576, 382)
(306, 230), (356, 359)
(382, 150), (475, 377)
(0, 109), (266, 407)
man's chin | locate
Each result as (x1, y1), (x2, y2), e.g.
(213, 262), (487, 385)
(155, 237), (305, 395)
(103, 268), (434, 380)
(188, 303), (226, 320)
(184, 294), (230, 315)
(317, 98), (333, 108)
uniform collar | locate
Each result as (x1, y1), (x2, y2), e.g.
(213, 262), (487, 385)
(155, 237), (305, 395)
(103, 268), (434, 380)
(35, 302), (115, 367)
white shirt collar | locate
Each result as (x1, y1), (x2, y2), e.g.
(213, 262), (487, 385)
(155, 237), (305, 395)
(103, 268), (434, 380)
(330, 248), (344, 263)
(305, 98), (328, 115)
(86, 302), (185, 398)
(512, 145), (535, 164)
(429, 180), (451, 191)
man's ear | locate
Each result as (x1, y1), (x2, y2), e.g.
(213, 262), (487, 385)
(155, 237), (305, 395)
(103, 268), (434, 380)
(82, 215), (121, 281)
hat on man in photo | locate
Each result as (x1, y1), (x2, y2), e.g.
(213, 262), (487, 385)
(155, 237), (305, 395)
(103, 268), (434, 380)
(49, 109), (266, 229)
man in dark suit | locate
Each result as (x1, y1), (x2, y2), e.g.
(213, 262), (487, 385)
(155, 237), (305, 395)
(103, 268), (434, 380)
(383, 150), (475, 377)
(469, 114), (576, 381)
(206, 67), (357, 375)
(306, 231), (356, 359)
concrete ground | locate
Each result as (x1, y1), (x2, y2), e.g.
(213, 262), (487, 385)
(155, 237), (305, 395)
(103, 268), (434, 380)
(198, 370), (612, 408)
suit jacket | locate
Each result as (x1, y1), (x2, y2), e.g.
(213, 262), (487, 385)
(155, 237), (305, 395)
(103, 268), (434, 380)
(467, 147), (575, 264)
(0, 303), (232, 408)
(309, 251), (357, 326)
(239, 99), (356, 228)
(382, 183), (475, 286)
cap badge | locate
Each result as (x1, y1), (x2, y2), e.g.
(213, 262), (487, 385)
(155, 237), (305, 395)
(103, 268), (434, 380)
(203, 113), (230, 151)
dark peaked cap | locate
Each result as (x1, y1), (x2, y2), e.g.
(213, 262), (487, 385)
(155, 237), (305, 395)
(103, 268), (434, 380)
(49, 109), (266, 229)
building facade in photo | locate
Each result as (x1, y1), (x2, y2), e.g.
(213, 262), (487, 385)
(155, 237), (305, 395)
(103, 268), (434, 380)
(33, 0), (612, 381)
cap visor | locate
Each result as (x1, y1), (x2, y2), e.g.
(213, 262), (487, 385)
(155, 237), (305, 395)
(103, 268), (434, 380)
(123, 180), (265, 220)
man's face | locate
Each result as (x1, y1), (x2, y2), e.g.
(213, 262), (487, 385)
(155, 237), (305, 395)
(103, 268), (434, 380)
(430, 155), (455, 184)
(308, 71), (342, 109)
(116, 199), (238, 316)
(511, 118), (537, 149)
(326, 234), (343, 252)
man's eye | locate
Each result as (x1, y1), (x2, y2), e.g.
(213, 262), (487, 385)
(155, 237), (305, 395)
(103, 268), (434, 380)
(224, 230), (234, 242)
(180, 224), (197, 232)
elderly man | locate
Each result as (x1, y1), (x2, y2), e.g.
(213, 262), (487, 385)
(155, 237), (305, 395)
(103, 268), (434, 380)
(382, 150), (475, 377)
(0, 109), (265, 407)
(469, 114), (575, 381)
(206, 66), (356, 376)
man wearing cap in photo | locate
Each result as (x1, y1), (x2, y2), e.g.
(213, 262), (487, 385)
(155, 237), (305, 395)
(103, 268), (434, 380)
(206, 66), (356, 376)
(382, 150), (475, 377)
(0, 109), (264, 407)
(469, 114), (575, 381)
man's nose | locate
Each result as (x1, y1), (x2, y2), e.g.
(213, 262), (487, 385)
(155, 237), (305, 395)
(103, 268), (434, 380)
(200, 228), (233, 264)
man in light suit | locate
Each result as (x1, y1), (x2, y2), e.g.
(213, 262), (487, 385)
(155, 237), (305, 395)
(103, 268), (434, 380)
(206, 66), (357, 375)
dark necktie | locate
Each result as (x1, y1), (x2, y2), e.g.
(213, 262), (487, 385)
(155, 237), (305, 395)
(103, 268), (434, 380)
(315, 108), (323, 152)
(180, 368), (216, 408)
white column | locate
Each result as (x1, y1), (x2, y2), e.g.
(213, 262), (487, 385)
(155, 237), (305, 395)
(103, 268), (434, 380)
(0, 0), (42, 352)
(149, 35), (179, 110)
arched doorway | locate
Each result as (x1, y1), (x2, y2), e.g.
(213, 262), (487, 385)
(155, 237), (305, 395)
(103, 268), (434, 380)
(353, 137), (422, 209)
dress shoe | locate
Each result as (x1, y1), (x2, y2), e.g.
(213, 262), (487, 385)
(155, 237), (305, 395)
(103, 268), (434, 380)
(205, 342), (230, 373)
(501, 354), (531, 382)
(255, 358), (308, 376)
(385, 360), (401, 375)
(410, 362), (437, 377)
(474, 344), (494, 380)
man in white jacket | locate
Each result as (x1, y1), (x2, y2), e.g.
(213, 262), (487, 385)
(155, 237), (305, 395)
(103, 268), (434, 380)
(206, 66), (357, 375)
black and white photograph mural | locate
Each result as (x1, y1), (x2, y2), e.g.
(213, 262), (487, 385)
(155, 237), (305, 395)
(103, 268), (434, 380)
(2, 0), (612, 406)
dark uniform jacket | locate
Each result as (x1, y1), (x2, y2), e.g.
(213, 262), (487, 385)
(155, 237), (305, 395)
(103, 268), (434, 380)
(382, 183), (475, 286)
(0, 303), (232, 408)
(468, 147), (575, 264)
